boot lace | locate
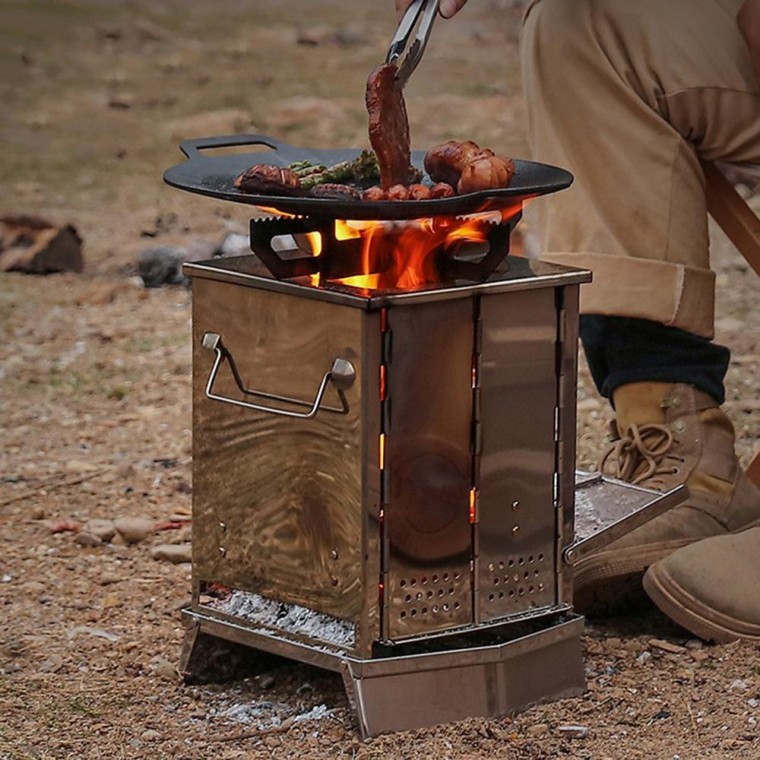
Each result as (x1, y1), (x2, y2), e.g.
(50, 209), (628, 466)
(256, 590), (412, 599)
(599, 423), (685, 487)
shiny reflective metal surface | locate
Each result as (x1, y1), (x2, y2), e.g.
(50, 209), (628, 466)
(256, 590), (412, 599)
(183, 253), (598, 736)
(192, 279), (366, 624)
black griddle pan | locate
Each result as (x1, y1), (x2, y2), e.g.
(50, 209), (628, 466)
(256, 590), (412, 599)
(163, 134), (573, 220)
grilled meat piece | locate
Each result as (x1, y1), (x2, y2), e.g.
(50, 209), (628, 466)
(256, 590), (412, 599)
(430, 182), (455, 198)
(386, 184), (411, 201)
(307, 183), (362, 200)
(457, 155), (516, 194)
(362, 186), (387, 201)
(408, 183), (432, 200)
(366, 63), (415, 189)
(234, 164), (301, 195)
(424, 140), (483, 186)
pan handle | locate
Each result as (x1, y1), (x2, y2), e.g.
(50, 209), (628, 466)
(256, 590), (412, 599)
(179, 133), (288, 160)
(200, 332), (355, 419)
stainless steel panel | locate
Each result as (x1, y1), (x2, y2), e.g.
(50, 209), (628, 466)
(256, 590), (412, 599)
(567, 473), (688, 565)
(192, 278), (364, 624)
(557, 285), (581, 603)
(477, 289), (559, 620)
(358, 311), (383, 657)
(341, 616), (585, 739)
(385, 299), (474, 638)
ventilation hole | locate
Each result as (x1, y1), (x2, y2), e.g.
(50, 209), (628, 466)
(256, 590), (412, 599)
(489, 594), (495, 602)
(523, 571), (530, 580)
(519, 557), (525, 566)
(400, 611), (406, 618)
(448, 587), (455, 595)
(427, 590), (434, 599)
(442, 573), (450, 582)
(498, 591), (504, 599)
(411, 609), (417, 617)
(488, 563), (495, 572)
(509, 589), (515, 597)
(410, 578), (417, 587)
(538, 553), (544, 561)
(416, 592), (423, 601)
(493, 577), (500, 586)
(538, 583), (545, 591)
(438, 589), (445, 597)
(432, 605), (439, 613)
(498, 561), (505, 570)
(513, 574), (520, 582)
(421, 576), (428, 585)
(422, 607), (428, 615)
(529, 555), (534, 563)
(529, 585), (535, 593)
(432, 575), (439, 583)
(443, 603), (450, 611)
(534, 569), (540, 577)
(404, 594), (411, 603)
(519, 587), (525, 596)
(508, 559), (515, 567)
(454, 572), (461, 580)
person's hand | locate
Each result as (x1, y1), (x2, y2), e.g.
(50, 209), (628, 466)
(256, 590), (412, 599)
(395, 0), (468, 22)
(738, 0), (760, 86)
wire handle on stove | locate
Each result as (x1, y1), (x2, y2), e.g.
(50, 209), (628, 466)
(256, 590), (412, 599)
(200, 332), (355, 419)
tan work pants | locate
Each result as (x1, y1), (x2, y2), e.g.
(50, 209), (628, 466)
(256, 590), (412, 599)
(521, 0), (760, 338)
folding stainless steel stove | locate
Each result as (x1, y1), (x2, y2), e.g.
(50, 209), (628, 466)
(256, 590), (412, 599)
(166, 134), (684, 738)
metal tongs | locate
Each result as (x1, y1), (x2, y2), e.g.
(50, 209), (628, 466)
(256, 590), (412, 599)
(386, 0), (441, 88)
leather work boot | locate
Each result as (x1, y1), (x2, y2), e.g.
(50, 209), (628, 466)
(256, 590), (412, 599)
(643, 527), (760, 642)
(574, 382), (760, 612)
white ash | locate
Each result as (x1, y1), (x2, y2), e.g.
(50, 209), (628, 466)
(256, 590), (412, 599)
(212, 589), (355, 648)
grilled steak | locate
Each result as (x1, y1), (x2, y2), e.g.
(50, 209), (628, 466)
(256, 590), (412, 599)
(366, 63), (414, 189)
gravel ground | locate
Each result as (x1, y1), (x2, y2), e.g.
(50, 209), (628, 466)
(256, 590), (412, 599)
(1, 1), (759, 757)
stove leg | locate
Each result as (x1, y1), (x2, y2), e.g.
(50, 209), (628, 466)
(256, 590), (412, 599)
(179, 616), (275, 685)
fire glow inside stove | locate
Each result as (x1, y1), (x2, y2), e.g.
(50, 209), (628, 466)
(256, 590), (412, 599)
(167, 135), (684, 738)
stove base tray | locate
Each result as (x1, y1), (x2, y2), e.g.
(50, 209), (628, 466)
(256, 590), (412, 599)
(179, 609), (584, 739)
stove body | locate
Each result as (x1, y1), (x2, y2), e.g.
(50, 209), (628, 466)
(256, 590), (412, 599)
(182, 239), (591, 736)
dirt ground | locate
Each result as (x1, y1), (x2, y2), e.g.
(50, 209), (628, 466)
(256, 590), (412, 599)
(2, 1), (760, 758)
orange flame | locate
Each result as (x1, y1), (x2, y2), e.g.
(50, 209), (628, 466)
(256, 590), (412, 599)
(258, 200), (527, 291)
(333, 202), (523, 291)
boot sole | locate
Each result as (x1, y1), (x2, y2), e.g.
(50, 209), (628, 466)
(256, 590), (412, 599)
(643, 563), (760, 643)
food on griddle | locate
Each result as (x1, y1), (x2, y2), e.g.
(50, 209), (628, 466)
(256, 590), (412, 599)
(290, 151), (380, 190)
(457, 154), (516, 194)
(424, 140), (515, 192)
(423, 140), (482, 185)
(234, 164), (301, 195)
(366, 63), (417, 189)
(386, 184), (411, 201)
(430, 182), (455, 198)
(408, 183), (432, 200)
(362, 186), (387, 201)
(307, 183), (362, 200)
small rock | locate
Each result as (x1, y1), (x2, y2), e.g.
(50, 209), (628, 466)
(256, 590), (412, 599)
(729, 679), (748, 691)
(258, 674), (275, 689)
(98, 573), (122, 586)
(140, 729), (161, 742)
(23, 581), (46, 595)
(685, 639), (704, 650)
(114, 517), (155, 544)
(74, 532), (103, 548)
(557, 725), (589, 739)
(526, 723), (550, 737)
(39, 654), (64, 673)
(636, 651), (652, 665)
(150, 657), (177, 681)
(85, 519), (116, 542)
(150, 543), (191, 564)
(648, 638), (686, 654)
